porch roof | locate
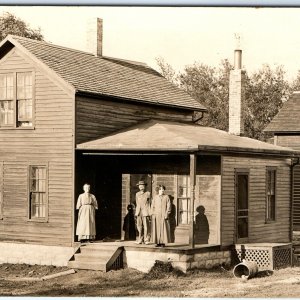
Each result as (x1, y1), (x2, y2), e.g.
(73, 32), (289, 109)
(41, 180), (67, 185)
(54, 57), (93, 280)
(77, 120), (300, 157)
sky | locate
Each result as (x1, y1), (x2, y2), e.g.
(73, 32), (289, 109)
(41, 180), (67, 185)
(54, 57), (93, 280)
(1, 6), (300, 81)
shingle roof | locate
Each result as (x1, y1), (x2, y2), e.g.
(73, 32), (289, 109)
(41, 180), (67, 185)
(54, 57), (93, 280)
(77, 119), (300, 156)
(264, 93), (300, 132)
(8, 35), (206, 111)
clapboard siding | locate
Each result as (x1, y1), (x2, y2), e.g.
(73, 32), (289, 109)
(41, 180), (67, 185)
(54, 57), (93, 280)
(0, 48), (74, 246)
(75, 95), (193, 144)
(274, 134), (300, 230)
(275, 134), (300, 150)
(221, 155), (291, 246)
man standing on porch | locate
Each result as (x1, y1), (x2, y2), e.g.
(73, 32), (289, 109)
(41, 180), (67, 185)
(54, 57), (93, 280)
(135, 180), (151, 244)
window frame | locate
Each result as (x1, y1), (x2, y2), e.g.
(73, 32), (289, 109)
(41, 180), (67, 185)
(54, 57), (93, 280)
(266, 166), (277, 223)
(177, 174), (191, 225)
(27, 164), (49, 223)
(0, 70), (35, 130)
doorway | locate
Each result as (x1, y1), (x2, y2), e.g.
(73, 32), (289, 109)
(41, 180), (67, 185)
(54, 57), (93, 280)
(235, 170), (249, 243)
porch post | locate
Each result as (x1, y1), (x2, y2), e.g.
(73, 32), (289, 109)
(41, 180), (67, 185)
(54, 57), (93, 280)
(189, 153), (197, 248)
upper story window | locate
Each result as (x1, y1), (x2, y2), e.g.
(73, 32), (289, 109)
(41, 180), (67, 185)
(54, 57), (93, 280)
(266, 167), (276, 222)
(0, 72), (33, 128)
(0, 74), (14, 127)
(17, 73), (33, 127)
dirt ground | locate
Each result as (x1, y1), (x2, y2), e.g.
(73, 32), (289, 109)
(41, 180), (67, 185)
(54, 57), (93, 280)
(1, 263), (300, 297)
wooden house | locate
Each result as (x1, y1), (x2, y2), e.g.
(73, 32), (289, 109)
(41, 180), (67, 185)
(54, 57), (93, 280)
(264, 92), (300, 231)
(0, 28), (298, 272)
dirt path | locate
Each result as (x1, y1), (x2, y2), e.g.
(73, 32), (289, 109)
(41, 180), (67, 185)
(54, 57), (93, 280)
(1, 263), (300, 297)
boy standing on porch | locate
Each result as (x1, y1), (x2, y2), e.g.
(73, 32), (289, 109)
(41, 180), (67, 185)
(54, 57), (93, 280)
(135, 180), (151, 244)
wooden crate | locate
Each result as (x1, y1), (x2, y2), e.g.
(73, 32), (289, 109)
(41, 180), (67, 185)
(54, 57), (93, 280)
(234, 243), (292, 271)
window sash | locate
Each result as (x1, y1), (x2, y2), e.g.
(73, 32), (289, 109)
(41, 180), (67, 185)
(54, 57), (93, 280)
(29, 166), (47, 220)
(30, 192), (46, 218)
(177, 175), (191, 225)
(0, 74), (14, 100)
(0, 100), (14, 126)
(17, 72), (32, 99)
(178, 197), (190, 224)
(18, 99), (32, 120)
(0, 72), (33, 128)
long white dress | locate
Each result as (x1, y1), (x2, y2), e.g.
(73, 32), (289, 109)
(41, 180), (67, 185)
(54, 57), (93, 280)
(76, 192), (98, 241)
(151, 194), (171, 244)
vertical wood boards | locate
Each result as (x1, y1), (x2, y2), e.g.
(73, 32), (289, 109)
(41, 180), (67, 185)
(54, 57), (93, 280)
(221, 155), (291, 246)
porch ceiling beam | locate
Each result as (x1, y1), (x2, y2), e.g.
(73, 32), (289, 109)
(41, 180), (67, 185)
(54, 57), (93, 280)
(189, 153), (197, 249)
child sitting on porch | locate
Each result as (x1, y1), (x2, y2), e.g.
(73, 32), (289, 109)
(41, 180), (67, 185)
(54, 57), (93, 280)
(123, 204), (136, 241)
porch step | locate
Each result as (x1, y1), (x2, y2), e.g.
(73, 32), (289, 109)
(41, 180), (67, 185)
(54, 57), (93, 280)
(68, 260), (107, 271)
(68, 243), (124, 272)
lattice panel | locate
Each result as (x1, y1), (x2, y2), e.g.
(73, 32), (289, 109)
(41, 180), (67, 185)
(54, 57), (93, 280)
(236, 249), (271, 268)
(274, 248), (291, 269)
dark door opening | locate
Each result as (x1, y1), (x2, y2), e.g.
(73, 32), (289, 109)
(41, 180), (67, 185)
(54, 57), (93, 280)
(94, 171), (122, 240)
(75, 155), (122, 241)
(235, 171), (249, 243)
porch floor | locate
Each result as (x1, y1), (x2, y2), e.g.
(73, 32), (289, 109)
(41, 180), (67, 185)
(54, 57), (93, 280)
(71, 240), (227, 272)
(74, 240), (221, 252)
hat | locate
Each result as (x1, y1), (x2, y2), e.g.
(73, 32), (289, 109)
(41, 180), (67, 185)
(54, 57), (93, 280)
(136, 180), (147, 186)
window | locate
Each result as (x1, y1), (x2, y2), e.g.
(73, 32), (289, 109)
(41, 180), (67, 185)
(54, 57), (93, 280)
(0, 74), (14, 126)
(177, 175), (190, 225)
(236, 172), (249, 241)
(0, 72), (33, 128)
(266, 168), (276, 222)
(17, 73), (33, 127)
(29, 166), (47, 220)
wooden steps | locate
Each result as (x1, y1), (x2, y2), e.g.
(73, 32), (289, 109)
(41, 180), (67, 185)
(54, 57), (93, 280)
(68, 243), (124, 272)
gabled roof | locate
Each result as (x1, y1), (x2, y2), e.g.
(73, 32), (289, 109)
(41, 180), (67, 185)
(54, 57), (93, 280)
(264, 93), (300, 133)
(77, 120), (300, 157)
(0, 35), (206, 112)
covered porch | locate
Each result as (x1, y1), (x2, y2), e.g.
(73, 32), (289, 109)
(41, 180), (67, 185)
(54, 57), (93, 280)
(73, 120), (299, 271)
(75, 120), (234, 248)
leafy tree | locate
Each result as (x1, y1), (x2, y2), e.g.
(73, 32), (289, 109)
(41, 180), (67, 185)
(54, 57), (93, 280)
(244, 64), (292, 140)
(291, 70), (300, 92)
(178, 60), (232, 131)
(155, 57), (177, 84)
(0, 12), (43, 41)
(156, 57), (292, 141)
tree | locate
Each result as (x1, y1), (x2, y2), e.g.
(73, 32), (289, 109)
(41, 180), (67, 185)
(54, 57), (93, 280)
(291, 70), (300, 92)
(155, 57), (177, 84)
(156, 58), (292, 141)
(244, 64), (292, 140)
(178, 60), (232, 131)
(0, 12), (43, 41)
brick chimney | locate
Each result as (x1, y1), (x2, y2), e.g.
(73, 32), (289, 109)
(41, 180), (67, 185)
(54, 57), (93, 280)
(86, 18), (103, 56)
(228, 49), (245, 136)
